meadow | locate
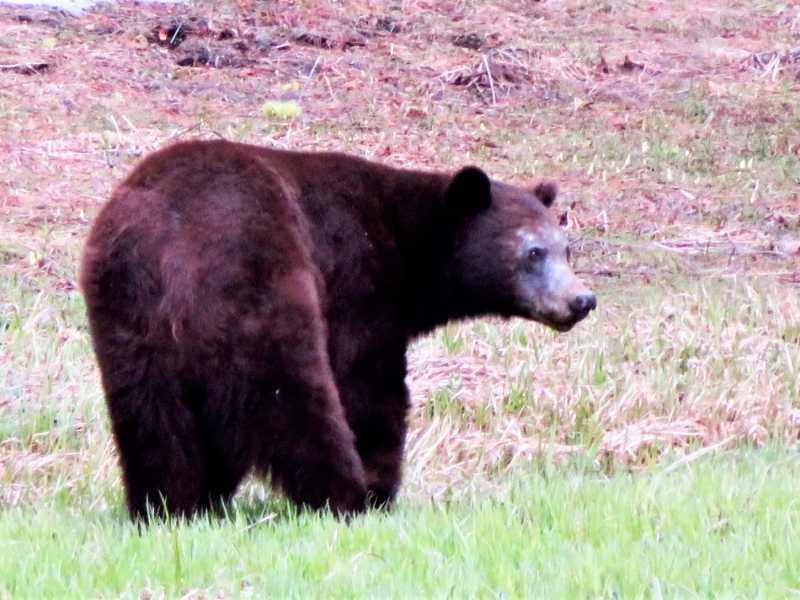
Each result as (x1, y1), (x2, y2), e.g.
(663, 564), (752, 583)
(1, 0), (799, 597)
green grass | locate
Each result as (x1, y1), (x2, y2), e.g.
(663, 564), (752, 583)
(1, 452), (798, 599)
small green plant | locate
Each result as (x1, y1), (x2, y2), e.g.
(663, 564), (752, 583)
(688, 96), (708, 124)
(261, 101), (302, 120)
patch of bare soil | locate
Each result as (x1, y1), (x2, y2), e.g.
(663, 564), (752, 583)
(1, 1), (798, 273)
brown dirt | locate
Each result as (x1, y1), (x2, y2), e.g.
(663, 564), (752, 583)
(1, 0), (798, 280)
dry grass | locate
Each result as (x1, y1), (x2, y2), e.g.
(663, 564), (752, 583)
(402, 277), (800, 499)
(1, 0), (799, 505)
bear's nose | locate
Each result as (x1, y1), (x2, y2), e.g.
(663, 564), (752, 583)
(569, 293), (597, 315)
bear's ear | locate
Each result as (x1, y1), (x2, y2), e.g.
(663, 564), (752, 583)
(532, 181), (557, 208)
(445, 167), (492, 216)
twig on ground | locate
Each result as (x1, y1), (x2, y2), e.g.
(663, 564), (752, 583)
(482, 55), (496, 105)
(286, 55), (321, 142)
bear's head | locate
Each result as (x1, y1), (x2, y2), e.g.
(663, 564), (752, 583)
(445, 167), (596, 332)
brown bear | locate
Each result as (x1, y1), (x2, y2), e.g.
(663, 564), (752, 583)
(80, 139), (596, 522)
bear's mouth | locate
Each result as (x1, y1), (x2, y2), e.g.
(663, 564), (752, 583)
(544, 318), (581, 333)
(534, 306), (594, 332)
(549, 321), (578, 332)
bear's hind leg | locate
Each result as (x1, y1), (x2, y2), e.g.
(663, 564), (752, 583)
(263, 374), (369, 517)
(194, 406), (252, 517)
(106, 376), (209, 522)
(196, 458), (242, 517)
(236, 270), (368, 516)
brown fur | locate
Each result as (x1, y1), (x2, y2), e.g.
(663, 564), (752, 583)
(81, 139), (595, 521)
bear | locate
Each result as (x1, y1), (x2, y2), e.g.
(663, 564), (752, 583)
(80, 139), (596, 522)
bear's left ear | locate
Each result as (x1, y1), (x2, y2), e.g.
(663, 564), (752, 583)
(445, 167), (492, 216)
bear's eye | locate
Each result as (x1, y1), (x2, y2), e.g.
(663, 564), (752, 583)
(528, 247), (546, 262)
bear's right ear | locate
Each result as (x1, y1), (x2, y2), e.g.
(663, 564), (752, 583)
(532, 181), (557, 208)
(445, 167), (492, 216)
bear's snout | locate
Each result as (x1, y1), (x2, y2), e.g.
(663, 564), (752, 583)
(569, 292), (597, 316)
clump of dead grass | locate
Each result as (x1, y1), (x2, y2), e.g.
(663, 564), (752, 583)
(403, 276), (800, 498)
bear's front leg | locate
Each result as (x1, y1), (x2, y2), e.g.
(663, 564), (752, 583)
(333, 343), (410, 509)
(355, 383), (410, 509)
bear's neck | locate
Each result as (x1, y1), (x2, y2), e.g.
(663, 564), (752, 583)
(377, 169), (471, 337)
